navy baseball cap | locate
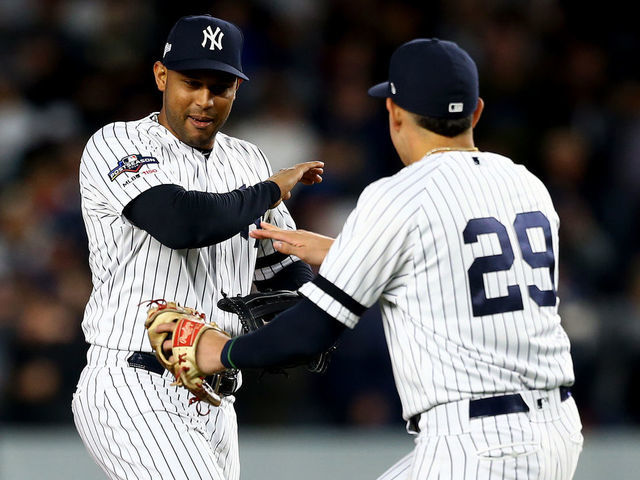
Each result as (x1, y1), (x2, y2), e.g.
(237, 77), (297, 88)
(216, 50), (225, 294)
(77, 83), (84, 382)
(368, 38), (478, 118)
(161, 14), (249, 80)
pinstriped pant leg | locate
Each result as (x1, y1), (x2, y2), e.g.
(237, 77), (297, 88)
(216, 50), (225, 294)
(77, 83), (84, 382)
(205, 397), (240, 480)
(561, 398), (583, 478)
(377, 451), (414, 480)
(401, 399), (542, 479)
(73, 365), (129, 479)
(375, 437), (443, 480)
(73, 360), (240, 480)
(539, 397), (583, 480)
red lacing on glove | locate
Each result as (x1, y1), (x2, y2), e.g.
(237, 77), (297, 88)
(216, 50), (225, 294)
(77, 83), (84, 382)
(139, 298), (168, 308)
(188, 381), (212, 416)
(139, 299), (207, 320)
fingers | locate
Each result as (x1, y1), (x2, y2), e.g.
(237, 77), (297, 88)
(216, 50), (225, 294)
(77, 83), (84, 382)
(297, 162), (324, 185)
(272, 240), (297, 256)
(249, 229), (278, 240)
(297, 161), (324, 170)
(250, 222), (297, 244)
(259, 221), (281, 231)
(155, 322), (176, 334)
(161, 339), (175, 363)
(300, 166), (323, 185)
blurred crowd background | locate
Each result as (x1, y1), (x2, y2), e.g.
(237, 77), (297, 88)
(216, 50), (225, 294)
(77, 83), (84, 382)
(0, 0), (639, 431)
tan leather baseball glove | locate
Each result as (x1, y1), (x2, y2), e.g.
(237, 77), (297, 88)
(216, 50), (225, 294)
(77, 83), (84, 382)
(145, 300), (231, 407)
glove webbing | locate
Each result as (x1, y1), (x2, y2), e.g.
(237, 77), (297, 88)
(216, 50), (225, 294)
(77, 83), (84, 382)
(219, 290), (302, 333)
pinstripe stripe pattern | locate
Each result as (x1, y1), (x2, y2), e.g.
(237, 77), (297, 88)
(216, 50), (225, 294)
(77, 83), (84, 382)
(299, 150), (581, 478)
(79, 113), (297, 349)
(73, 346), (239, 480)
(75, 113), (298, 479)
(377, 390), (583, 480)
(300, 151), (574, 418)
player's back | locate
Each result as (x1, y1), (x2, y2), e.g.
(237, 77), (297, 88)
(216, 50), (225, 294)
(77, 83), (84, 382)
(371, 150), (574, 414)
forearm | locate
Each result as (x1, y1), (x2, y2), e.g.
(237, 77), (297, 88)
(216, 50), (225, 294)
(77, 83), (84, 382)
(220, 298), (345, 369)
(123, 182), (280, 249)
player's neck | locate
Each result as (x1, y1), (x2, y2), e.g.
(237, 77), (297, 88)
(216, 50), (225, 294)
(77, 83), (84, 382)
(412, 131), (475, 165)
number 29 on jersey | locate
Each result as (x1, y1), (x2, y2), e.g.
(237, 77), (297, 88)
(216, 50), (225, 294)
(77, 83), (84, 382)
(463, 210), (556, 317)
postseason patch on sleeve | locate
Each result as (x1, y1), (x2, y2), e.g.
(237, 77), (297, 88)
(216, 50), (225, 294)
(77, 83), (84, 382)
(108, 154), (159, 181)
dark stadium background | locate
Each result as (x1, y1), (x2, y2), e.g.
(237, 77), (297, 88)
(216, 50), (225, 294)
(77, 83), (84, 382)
(1, 0), (639, 434)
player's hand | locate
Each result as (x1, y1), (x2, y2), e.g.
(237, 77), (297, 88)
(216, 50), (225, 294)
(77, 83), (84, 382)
(249, 221), (334, 266)
(155, 322), (229, 375)
(267, 161), (323, 208)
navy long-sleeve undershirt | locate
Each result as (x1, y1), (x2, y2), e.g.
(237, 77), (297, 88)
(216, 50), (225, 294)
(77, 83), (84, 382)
(123, 182), (280, 249)
(123, 182), (313, 290)
(220, 298), (346, 369)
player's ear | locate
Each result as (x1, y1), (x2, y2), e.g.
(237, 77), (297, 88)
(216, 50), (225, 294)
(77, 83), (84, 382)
(153, 61), (168, 92)
(386, 98), (403, 132)
(471, 97), (484, 128)
(232, 78), (242, 99)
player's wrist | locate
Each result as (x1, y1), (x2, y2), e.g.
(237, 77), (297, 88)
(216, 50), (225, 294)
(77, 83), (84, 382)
(263, 180), (281, 204)
(220, 337), (238, 369)
(197, 330), (232, 374)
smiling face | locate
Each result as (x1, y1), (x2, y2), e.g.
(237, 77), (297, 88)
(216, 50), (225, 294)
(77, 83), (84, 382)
(153, 62), (239, 150)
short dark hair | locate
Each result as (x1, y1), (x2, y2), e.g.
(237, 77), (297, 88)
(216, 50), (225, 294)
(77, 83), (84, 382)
(412, 113), (473, 137)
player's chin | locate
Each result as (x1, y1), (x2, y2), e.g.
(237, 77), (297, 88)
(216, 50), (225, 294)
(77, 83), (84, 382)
(184, 125), (217, 149)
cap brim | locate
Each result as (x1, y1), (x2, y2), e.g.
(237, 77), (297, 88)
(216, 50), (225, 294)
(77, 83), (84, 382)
(368, 81), (390, 98)
(163, 58), (249, 81)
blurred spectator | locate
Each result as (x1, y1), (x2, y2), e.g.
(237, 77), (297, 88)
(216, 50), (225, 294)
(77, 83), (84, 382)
(228, 73), (320, 174)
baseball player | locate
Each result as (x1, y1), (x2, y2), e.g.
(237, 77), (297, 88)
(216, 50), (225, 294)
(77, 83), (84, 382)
(71, 15), (322, 480)
(159, 39), (584, 479)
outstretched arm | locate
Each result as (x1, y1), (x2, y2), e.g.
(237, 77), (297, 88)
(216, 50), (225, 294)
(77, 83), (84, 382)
(250, 222), (334, 267)
(155, 298), (346, 374)
(124, 162), (324, 249)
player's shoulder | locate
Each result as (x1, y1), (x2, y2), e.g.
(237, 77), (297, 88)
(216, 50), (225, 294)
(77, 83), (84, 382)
(356, 168), (423, 216)
(81, 114), (162, 170)
(216, 131), (265, 158)
(86, 114), (159, 146)
(362, 160), (437, 199)
(215, 131), (271, 174)
(488, 151), (548, 187)
(481, 151), (554, 205)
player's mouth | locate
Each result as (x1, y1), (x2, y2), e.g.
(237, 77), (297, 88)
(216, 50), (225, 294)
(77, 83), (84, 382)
(187, 115), (214, 129)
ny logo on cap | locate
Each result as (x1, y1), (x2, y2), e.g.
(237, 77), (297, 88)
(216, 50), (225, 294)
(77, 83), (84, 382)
(202, 25), (224, 51)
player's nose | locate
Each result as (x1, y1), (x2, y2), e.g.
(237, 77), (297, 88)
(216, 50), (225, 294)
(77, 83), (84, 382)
(194, 88), (215, 108)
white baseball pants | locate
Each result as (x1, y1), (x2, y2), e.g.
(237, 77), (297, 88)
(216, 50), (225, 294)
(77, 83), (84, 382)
(72, 346), (239, 480)
(379, 388), (583, 480)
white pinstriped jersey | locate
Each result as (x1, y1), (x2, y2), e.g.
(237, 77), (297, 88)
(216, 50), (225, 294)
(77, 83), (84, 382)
(300, 150), (575, 420)
(79, 113), (297, 351)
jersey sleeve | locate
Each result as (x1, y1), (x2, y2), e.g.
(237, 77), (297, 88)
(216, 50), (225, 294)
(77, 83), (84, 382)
(299, 180), (414, 328)
(253, 201), (299, 281)
(80, 122), (176, 213)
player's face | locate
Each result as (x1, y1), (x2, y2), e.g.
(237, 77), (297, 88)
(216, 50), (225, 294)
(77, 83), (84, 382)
(154, 62), (239, 150)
